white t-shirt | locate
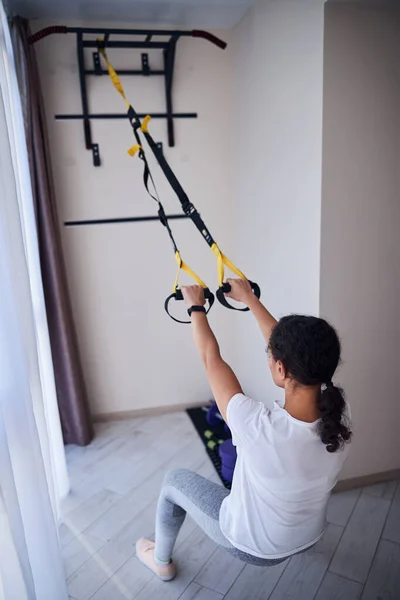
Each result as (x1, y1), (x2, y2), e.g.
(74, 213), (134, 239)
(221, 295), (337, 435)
(219, 394), (350, 559)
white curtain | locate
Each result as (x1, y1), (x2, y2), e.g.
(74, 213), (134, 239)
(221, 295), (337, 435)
(0, 3), (69, 598)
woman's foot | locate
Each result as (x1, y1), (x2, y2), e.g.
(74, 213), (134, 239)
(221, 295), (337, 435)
(136, 538), (177, 581)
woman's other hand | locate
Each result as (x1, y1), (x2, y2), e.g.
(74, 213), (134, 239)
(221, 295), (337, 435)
(181, 285), (206, 307)
(225, 278), (253, 305)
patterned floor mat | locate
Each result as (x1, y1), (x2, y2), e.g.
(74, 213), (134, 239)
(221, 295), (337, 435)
(186, 405), (232, 489)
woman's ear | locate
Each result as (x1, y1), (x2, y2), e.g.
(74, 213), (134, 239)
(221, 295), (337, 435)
(276, 360), (287, 383)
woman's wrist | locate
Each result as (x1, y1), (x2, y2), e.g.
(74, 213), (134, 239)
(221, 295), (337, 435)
(190, 309), (208, 320)
(188, 305), (207, 318)
(246, 294), (261, 311)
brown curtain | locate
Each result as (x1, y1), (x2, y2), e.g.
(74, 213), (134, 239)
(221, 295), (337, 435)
(11, 17), (93, 446)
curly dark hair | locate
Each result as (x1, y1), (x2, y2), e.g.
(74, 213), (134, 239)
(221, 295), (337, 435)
(269, 315), (352, 453)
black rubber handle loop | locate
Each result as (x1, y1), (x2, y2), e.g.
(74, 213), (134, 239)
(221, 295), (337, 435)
(192, 30), (227, 50)
(164, 288), (215, 324)
(216, 281), (261, 312)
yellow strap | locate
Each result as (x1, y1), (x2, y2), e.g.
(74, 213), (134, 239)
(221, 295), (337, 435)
(173, 251), (207, 293)
(211, 243), (247, 287)
(98, 44), (150, 151)
(127, 144), (142, 157)
(97, 42), (130, 111)
(141, 115), (151, 133)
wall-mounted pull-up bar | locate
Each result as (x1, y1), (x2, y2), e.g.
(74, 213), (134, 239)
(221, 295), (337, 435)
(64, 213), (188, 227)
(29, 26), (227, 166)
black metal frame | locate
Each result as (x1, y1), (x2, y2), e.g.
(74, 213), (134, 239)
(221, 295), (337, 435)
(52, 27), (208, 166)
(30, 25), (226, 167)
(55, 112), (197, 120)
(28, 25), (227, 225)
(64, 213), (188, 227)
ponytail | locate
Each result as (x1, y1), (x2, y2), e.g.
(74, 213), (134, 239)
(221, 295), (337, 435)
(269, 315), (352, 453)
(317, 384), (352, 453)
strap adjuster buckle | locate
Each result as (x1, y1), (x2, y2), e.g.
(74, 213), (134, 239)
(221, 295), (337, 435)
(158, 207), (168, 227)
(183, 202), (195, 216)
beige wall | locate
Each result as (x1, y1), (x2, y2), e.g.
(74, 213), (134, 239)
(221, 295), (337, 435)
(34, 2), (400, 481)
(34, 20), (235, 416)
(321, 2), (400, 478)
(231, 0), (400, 481)
(230, 0), (325, 402)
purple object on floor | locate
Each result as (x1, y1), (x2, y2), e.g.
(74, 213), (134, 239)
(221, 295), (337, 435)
(221, 464), (234, 482)
(219, 439), (237, 482)
(206, 402), (221, 426)
(207, 403), (232, 436)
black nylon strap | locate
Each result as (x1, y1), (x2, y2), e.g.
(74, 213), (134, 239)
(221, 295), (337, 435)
(142, 131), (191, 209)
(128, 112), (180, 254)
(127, 104), (216, 247)
(142, 130), (216, 247)
(140, 153), (179, 253)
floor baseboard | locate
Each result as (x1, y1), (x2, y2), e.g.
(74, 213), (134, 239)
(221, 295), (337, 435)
(93, 405), (399, 493)
(92, 401), (208, 423)
(334, 468), (400, 493)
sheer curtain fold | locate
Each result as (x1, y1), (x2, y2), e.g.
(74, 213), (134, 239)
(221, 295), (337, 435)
(0, 232), (66, 599)
(10, 16), (94, 447)
(0, 2), (69, 598)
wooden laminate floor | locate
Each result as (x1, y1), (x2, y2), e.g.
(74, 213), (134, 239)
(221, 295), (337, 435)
(61, 413), (400, 600)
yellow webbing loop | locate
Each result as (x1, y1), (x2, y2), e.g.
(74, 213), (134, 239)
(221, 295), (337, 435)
(97, 41), (130, 111)
(173, 251), (207, 293)
(98, 44), (150, 154)
(141, 115), (151, 133)
(127, 144), (142, 157)
(211, 243), (247, 287)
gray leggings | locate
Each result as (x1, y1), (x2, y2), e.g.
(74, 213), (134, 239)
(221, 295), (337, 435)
(154, 468), (286, 567)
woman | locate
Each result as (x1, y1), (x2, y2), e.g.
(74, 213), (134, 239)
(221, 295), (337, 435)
(136, 279), (352, 580)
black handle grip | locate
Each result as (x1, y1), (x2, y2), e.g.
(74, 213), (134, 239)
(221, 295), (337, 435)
(216, 281), (261, 312)
(28, 26), (68, 44)
(164, 288), (215, 324)
(192, 30), (227, 50)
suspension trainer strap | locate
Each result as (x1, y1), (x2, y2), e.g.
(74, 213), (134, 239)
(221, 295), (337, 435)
(97, 44), (259, 311)
(141, 123), (260, 309)
(98, 43), (215, 322)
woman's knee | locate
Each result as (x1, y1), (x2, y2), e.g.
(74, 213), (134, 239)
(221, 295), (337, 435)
(163, 468), (194, 489)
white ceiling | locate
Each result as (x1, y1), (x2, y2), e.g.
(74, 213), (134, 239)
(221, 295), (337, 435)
(5, 0), (258, 29)
(328, 0), (398, 4)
